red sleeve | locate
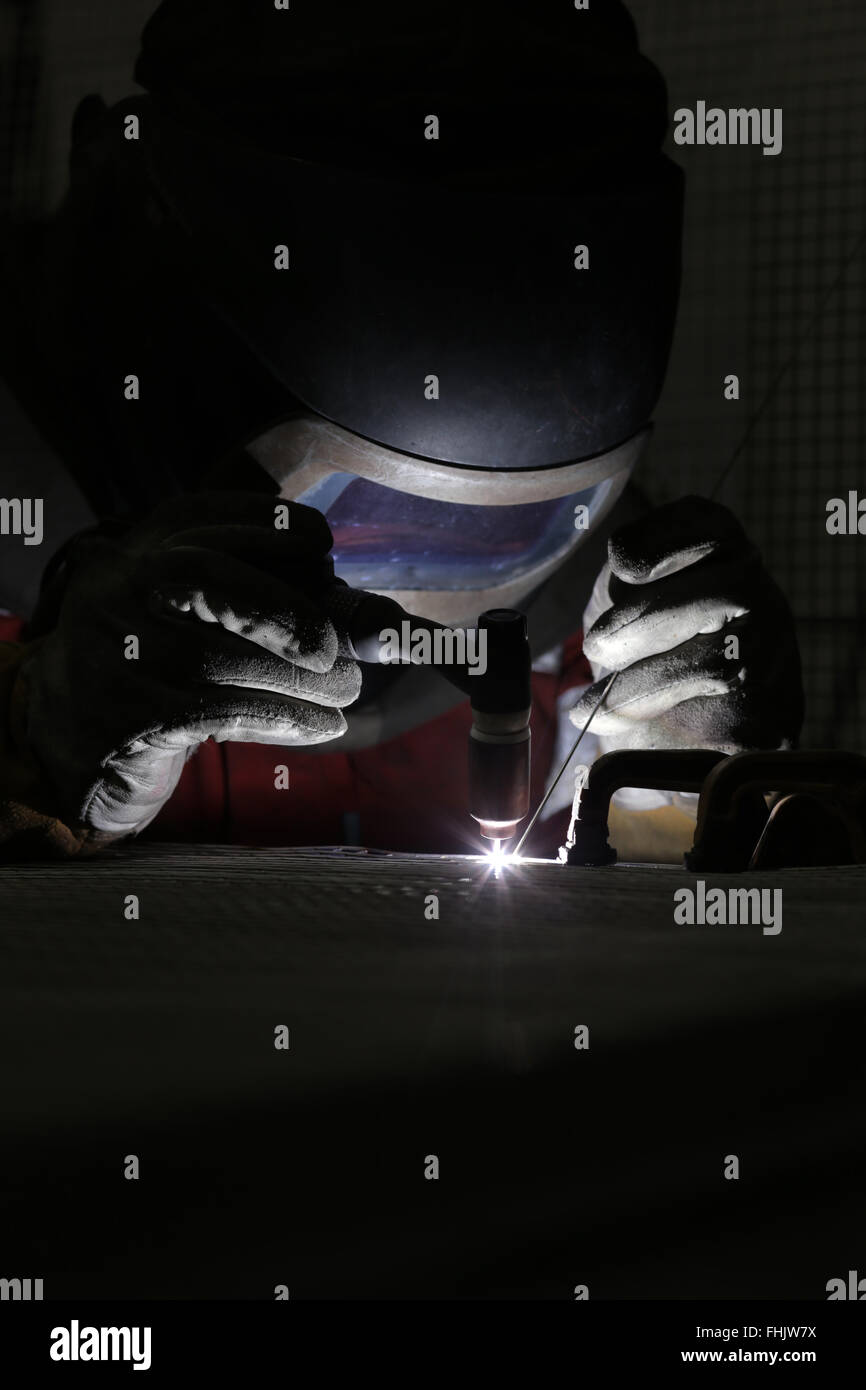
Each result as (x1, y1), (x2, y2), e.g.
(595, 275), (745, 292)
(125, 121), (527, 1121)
(0, 615), (25, 642)
(557, 629), (593, 697)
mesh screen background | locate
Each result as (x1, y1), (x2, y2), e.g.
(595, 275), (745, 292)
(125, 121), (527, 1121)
(629, 0), (866, 751)
(1, 0), (863, 747)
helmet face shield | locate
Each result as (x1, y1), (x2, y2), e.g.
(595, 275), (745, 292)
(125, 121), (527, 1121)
(248, 415), (647, 619)
(295, 472), (617, 593)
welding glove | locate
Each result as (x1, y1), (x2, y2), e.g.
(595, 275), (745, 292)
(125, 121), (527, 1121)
(15, 493), (361, 842)
(569, 495), (804, 757)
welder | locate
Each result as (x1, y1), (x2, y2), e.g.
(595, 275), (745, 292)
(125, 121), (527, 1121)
(0, 0), (803, 861)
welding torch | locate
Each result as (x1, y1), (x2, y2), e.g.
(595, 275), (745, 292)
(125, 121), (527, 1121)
(324, 584), (531, 847)
(201, 459), (532, 848)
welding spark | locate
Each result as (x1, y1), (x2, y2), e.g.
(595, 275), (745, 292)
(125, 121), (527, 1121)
(489, 838), (505, 878)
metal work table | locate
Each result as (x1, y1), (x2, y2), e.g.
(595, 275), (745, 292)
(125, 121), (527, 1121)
(1, 846), (864, 1299)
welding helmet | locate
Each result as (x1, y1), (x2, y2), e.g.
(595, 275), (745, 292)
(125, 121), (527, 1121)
(35, 0), (683, 624)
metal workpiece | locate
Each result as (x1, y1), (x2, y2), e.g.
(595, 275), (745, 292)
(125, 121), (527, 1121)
(687, 749), (866, 872)
(560, 749), (731, 867)
(560, 747), (866, 871)
(2, 844), (865, 1300)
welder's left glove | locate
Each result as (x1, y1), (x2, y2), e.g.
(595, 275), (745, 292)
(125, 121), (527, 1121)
(568, 496), (804, 754)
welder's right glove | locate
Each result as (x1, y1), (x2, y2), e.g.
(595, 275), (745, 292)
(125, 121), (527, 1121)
(11, 493), (361, 844)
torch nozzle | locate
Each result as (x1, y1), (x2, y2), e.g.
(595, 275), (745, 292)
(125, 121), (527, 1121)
(469, 609), (532, 845)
